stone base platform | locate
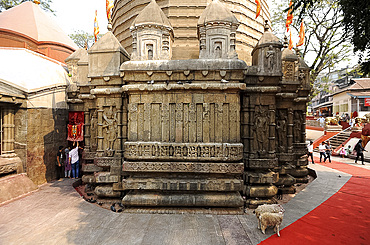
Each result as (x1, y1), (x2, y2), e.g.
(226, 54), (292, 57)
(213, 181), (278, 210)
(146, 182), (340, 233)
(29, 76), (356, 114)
(123, 207), (244, 215)
(122, 191), (244, 208)
(0, 173), (37, 204)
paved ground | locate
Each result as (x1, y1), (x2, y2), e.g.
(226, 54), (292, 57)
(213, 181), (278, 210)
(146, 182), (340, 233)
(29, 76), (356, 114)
(0, 154), (368, 245)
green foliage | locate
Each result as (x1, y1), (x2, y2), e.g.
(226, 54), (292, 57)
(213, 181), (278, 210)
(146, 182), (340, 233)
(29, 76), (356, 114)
(289, 0), (370, 76)
(69, 30), (103, 49)
(0, 0), (53, 13)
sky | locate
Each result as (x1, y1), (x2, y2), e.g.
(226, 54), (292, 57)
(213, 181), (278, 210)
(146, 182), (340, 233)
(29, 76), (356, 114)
(49, 0), (109, 35)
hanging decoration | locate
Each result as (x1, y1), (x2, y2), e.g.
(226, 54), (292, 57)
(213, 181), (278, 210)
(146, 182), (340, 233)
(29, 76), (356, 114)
(288, 31), (293, 50)
(106, 0), (114, 21)
(94, 10), (100, 42)
(255, 0), (261, 19)
(286, 0), (293, 32)
(296, 21), (305, 47)
(67, 112), (84, 142)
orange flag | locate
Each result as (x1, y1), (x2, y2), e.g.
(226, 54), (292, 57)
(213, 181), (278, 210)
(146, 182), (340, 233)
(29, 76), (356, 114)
(106, 0), (114, 21)
(288, 31), (293, 50)
(94, 10), (100, 42)
(297, 21), (305, 47)
(286, 0), (293, 32)
(255, 0), (261, 19)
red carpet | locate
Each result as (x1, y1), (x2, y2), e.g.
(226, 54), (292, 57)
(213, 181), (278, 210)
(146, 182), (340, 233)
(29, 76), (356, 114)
(260, 158), (370, 245)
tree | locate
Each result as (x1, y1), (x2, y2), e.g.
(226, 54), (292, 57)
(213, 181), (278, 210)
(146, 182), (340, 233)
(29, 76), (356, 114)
(271, 0), (352, 82)
(0, 0), (54, 13)
(289, 0), (370, 76)
(69, 30), (103, 49)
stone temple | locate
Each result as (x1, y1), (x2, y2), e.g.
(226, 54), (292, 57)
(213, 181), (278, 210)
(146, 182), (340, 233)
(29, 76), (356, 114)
(67, 0), (311, 213)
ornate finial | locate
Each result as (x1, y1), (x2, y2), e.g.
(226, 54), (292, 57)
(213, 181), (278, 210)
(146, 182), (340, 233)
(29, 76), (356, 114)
(283, 36), (288, 48)
(33, 0), (40, 4)
(264, 20), (269, 32)
(107, 20), (112, 31)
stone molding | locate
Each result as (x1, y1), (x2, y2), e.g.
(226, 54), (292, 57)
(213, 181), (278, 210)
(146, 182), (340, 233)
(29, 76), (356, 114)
(123, 161), (244, 174)
(94, 157), (121, 167)
(124, 142), (243, 161)
(121, 83), (246, 92)
(122, 178), (243, 191)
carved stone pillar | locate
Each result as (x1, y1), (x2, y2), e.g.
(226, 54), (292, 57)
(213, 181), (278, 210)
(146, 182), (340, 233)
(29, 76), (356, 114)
(2, 108), (15, 155)
(97, 105), (104, 157)
(84, 108), (91, 151)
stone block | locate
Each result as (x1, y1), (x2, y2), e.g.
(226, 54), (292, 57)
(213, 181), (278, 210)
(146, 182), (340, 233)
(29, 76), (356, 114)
(123, 161), (243, 174)
(274, 174), (296, 186)
(122, 191), (244, 207)
(94, 157), (121, 167)
(82, 164), (103, 173)
(94, 186), (121, 197)
(0, 173), (37, 204)
(290, 167), (309, 177)
(95, 172), (119, 183)
(247, 171), (278, 184)
(122, 178), (243, 191)
(82, 175), (96, 184)
(246, 185), (277, 198)
(247, 158), (278, 170)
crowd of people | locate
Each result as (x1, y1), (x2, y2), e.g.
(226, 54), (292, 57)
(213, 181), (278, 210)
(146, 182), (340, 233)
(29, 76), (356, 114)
(307, 139), (366, 165)
(56, 142), (83, 180)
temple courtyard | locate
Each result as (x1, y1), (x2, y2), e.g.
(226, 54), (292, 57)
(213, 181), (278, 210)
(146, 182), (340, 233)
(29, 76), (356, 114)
(1, 154), (369, 245)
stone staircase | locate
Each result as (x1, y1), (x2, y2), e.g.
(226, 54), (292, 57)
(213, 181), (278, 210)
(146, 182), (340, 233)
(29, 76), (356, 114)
(314, 129), (351, 153)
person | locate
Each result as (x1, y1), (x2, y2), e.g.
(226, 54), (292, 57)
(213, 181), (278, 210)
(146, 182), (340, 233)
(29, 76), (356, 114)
(354, 139), (366, 165)
(56, 146), (64, 179)
(324, 141), (332, 163)
(319, 142), (326, 162)
(69, 141), (82, 179)
(64, 147), (71, 178)
(317, 116), (325, 127)
(307, 141), (315, 164)
(345, 145), (352, 156)
(339, 144), (346, 158)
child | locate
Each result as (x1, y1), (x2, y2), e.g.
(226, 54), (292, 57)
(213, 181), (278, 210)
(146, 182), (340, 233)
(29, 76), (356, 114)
(339, 144), (346, 158)
(345, 145), (352, 156)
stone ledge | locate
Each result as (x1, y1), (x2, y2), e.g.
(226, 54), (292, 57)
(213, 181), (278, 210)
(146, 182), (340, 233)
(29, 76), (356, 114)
(124, 142), (243, 161)
(122, 178), (243, 191)
(123, 161), (244, 174)
(0, 173), (37, 204)
(0, 156), (21, 175)
(122, 191), (244, 207)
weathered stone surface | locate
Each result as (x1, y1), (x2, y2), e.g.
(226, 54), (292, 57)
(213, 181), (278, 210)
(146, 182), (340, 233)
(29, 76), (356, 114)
(124, 142), (243, 161)
(82, 164), (103, 173)
(246, 185), (278, 198)
(95, 172), (119, 183)
(248, 198), (276, 207)
(247, 171), (278, 184)
(81, 175), (96, 184)
(123, 161), (243, 174)
(94, 186), (121, 197)
(0, 157), (20, 175)
(247, 159), (278, 170)
(274, 174), (296, 186)
(94, 157), (121, 167)
(0, 173), (37, 204)
(122, 191), (244, 207)
(290, 167), (309, 177)
(82, 151), (96, 160)
(122, 178), (243, 191)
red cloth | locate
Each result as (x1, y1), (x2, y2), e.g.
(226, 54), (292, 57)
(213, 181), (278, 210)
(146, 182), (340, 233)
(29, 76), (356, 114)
(67, 123), (84, 141)
(68, 112), (84, 141)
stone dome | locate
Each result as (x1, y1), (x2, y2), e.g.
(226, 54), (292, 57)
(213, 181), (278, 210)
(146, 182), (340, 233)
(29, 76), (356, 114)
(198, 0), (239, 25)
(255, 21), (281, 48)
(131, 0), (172, 29)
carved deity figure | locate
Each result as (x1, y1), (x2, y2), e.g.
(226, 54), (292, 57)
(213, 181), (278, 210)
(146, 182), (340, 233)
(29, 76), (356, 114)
(103, 106), (118, 151)
(276, 110), (287, 152)
(266, 45), (275, 71)
(254, 106), (269, 154)
(90, 109), (97, 151)
(293, 111), (302, 143)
